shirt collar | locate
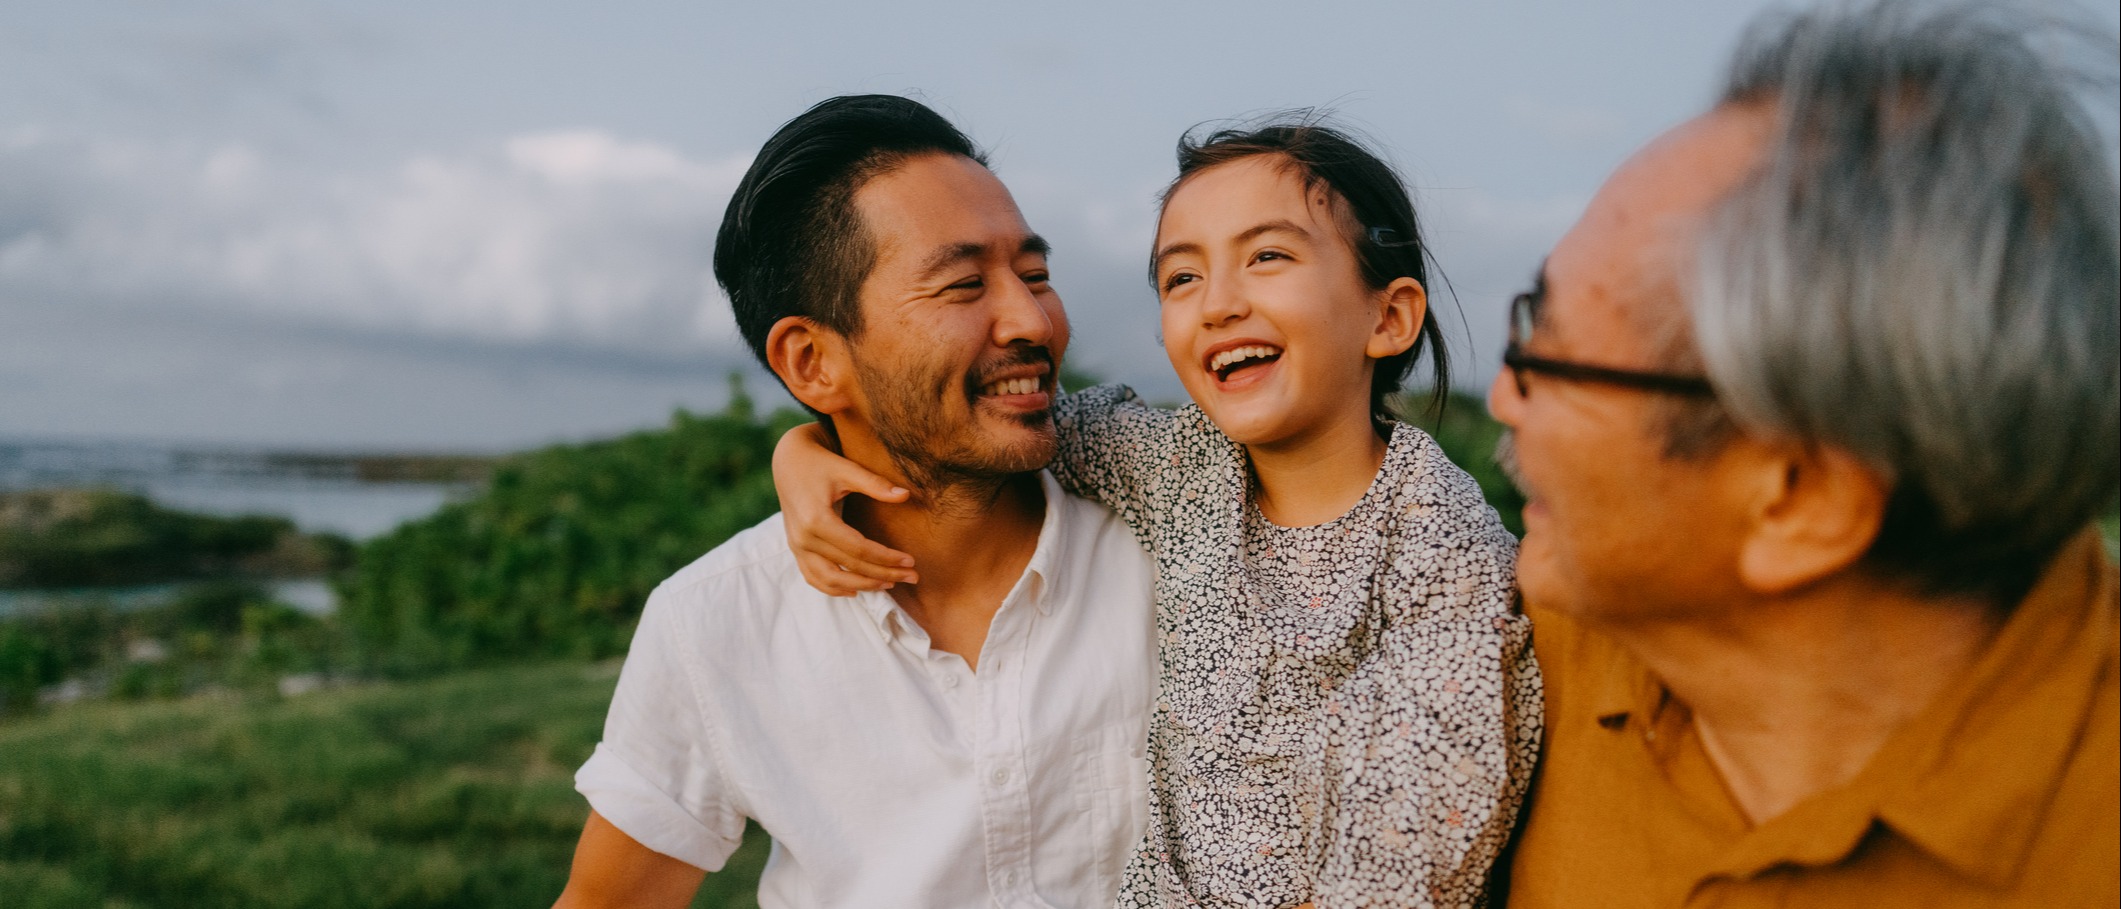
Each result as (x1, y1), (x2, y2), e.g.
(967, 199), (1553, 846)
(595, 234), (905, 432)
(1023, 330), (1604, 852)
(1866, 531), (2115, 886)
(1020, 470), (1068, 613)
(1672, 531), (2117, 888)
(849, 470), (1070, 642)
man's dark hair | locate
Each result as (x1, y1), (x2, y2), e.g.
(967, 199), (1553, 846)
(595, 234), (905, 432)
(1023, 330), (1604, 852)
(714, 95), (987, 383)
(1160, 114), (1454, 425)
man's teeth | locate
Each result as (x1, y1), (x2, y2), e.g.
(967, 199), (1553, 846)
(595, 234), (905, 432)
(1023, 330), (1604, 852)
(1209, 345), (1282, 373)
(981, 377), (1041, 396)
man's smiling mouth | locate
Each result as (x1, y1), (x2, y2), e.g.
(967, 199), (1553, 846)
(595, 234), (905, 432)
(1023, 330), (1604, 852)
(980, 377), (1042, 396)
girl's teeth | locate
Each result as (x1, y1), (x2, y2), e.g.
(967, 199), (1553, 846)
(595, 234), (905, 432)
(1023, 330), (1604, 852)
(1210, 345), (1280, 372)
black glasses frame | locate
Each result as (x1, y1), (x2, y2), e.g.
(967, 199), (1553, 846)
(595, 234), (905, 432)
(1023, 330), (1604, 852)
(1503, 292), (1716, 398)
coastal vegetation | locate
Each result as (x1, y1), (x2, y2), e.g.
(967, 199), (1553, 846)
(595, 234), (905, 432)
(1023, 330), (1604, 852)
(335, 389), (806, 675)
(11, 384), (2105, 907)
(0, 488), (351, 589)
(0, 660), (768, 908)
(0, 582), (337, 713)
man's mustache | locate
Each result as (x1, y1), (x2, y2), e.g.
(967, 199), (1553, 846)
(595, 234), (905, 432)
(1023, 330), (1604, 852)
(966, 347), (1056, 391)
(1494, 430), (1529, 494)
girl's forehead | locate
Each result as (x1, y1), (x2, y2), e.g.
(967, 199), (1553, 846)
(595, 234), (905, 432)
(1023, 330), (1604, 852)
(1158, 157), (1338, 239)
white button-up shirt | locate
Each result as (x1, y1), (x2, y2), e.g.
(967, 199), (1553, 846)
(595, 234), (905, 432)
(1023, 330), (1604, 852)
(576, 472), (1155, 908)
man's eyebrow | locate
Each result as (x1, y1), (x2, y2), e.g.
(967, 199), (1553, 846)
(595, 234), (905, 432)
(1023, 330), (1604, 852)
(915, 243), (988, 283)
(1524, 260), (1550, 320)
(1151, 220), (1310, 274)
(914, 235), (1052, 283)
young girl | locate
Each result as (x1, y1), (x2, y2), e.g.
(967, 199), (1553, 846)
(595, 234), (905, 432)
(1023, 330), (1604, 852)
(777, 119), (1539, 908)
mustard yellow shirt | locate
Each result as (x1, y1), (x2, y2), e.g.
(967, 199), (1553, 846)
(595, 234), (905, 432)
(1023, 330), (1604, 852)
(1504, 533), (2119, 907)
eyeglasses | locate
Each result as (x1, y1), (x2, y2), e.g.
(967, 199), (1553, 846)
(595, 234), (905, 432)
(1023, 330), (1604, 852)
(1502, 290), (1716, 398)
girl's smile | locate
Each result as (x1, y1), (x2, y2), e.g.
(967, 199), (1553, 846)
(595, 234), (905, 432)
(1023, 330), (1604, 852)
(1152, 156), (1418, 454)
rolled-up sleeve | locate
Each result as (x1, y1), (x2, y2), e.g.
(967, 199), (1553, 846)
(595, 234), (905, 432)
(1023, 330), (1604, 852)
(575, 586), (748, 871)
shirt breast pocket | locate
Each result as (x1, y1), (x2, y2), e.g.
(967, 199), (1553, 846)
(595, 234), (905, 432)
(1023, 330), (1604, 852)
(1074, 719), (1150, 886)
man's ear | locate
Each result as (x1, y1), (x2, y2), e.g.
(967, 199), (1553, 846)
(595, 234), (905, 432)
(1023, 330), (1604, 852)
(1735, 441), (1889, 595)
(765, 316), (858, 416)
(1365, 277), (1427, 360)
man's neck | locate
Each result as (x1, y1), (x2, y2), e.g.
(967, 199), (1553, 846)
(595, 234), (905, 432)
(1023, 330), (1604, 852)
(839, 460), (1046, 672)
(1602, 578), (2004, 826)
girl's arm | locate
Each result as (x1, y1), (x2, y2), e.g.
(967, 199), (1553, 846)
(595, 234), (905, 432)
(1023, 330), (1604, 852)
(771, 422), (914, 596)
(773, 384), (1188, 595)
(1046, 383), (1182, 543)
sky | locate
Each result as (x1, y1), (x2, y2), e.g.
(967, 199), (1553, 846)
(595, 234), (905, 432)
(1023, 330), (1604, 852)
(2, 0), (2113, 451)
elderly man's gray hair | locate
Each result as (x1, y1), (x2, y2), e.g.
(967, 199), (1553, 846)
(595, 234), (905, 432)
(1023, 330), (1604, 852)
(1690, 1), (2119, 599)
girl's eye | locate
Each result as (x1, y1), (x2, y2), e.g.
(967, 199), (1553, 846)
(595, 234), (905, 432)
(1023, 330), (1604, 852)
(1160, 272), (1198, 294)
(1251, 249), (1289, 265)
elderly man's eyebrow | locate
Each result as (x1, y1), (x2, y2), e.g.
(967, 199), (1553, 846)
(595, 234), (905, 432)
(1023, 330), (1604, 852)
(1151, 219), (1310, 275)
(1524, 261), (1550, 321)
(915, 234), (1052, 283)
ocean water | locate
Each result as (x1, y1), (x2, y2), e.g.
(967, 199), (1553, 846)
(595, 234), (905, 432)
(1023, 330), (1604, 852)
(0, 439), (469, 539)
(1, 439), (477, 616)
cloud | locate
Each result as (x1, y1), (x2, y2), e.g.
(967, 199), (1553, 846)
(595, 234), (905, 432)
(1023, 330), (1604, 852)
(0, 127), (752, 357)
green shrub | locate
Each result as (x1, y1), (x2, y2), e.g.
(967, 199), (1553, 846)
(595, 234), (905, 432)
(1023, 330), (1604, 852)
(0, 489), (350, 588)
(0, 661), (770, 908)
(337, 391), (806, 675)
(0, 583), (347, 713)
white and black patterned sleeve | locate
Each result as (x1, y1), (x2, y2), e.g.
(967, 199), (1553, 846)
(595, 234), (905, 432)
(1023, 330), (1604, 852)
(1049, 382), (1184, 545)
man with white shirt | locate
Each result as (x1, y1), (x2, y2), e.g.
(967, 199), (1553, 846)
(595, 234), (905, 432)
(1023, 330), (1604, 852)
(552, 95), (1156, 908)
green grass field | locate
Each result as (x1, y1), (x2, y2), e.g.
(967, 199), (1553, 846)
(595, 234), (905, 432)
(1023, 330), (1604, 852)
(0, 661), (768, 908)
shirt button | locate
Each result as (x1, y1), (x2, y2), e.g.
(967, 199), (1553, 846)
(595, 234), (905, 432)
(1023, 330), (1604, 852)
(939, 673), (958, 688)
(991, 767), (1009, 785)
(1000, 870), (1015, 887)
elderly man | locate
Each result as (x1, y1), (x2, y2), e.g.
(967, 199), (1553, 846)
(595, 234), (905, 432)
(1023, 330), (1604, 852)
(553, 95), (1154, 907)
(1491, 4), (2117, 906)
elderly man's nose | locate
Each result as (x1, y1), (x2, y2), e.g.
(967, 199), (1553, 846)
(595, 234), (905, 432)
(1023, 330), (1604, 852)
(1486, 366), (1524, 426)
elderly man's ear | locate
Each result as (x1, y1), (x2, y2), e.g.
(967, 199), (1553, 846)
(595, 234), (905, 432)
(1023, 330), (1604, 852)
(765, 316), (860, 416)
(1731, 442), (1891, 595)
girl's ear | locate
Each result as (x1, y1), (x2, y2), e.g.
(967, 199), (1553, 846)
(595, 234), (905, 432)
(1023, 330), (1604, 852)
(1366, 276), (1427, 359)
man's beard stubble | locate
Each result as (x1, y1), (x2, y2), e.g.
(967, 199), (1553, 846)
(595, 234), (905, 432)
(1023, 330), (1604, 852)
(853, 345), (1058, 503)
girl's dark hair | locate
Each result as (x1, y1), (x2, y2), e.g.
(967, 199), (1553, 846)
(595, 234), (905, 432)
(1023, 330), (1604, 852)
(1159, 114), (1452, 424)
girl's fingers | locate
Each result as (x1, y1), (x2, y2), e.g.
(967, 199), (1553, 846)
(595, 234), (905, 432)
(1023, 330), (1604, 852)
(811, 534), (918, 585)
(835, 471), (909, 506)
(812, 518), (918, 579)
(794, 551), (891, 596)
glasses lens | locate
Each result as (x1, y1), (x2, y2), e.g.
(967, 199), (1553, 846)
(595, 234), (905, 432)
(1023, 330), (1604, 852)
(1511, 293), (1536, 348)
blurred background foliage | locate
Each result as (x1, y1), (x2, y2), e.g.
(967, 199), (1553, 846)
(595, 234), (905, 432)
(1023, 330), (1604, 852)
(5, 382), (2107, 907)
(335, 387), (806, 676)
(0, 489), (350, 589)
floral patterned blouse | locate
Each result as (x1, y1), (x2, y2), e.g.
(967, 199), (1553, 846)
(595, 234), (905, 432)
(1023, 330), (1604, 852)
(1050, 384), (1541, 909)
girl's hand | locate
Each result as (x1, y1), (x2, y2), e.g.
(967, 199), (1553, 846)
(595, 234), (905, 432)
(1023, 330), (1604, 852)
(773, 422), (918, 596)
